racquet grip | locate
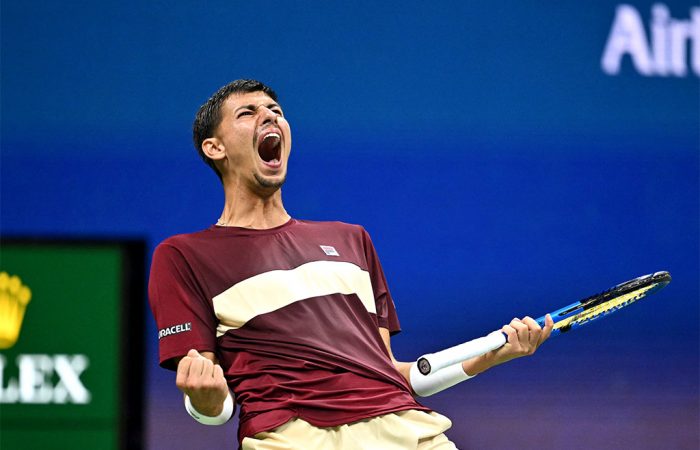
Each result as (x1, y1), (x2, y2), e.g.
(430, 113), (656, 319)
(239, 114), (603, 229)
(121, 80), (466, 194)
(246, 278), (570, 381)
(416, 331), (507, 375)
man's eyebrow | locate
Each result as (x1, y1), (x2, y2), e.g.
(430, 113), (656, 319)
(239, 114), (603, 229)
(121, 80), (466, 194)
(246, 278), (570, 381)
(234, 103), (282, 114)
(234, 104), (256, 114)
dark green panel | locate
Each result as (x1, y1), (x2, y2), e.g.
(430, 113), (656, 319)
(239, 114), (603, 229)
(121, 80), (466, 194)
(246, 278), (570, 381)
(0, 244), (123, 449)
(1, 428), (117, 450)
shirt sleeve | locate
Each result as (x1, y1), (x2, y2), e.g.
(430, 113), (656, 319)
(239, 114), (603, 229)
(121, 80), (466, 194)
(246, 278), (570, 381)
(360, 228), (401, 334)
(148, 242), (218, 370)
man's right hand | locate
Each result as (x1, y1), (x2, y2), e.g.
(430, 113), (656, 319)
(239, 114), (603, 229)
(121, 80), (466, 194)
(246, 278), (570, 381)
(176, 349), (229, 416)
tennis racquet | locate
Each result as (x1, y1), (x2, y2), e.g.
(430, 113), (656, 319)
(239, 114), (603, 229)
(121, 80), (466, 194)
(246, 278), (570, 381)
(416, 271), (671, 376)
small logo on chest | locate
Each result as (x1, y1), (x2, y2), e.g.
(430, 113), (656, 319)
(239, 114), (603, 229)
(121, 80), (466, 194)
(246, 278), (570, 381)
(319, 245), (339, 256)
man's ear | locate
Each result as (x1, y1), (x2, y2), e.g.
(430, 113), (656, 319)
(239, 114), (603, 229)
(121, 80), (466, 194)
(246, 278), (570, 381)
(202, 138), (226, 161)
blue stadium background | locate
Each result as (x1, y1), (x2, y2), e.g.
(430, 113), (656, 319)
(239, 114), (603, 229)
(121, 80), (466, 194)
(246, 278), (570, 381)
(2, 1), (698, 448)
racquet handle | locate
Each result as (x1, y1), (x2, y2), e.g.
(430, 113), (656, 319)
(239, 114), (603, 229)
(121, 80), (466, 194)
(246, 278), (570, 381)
(416, 331), (507, 375)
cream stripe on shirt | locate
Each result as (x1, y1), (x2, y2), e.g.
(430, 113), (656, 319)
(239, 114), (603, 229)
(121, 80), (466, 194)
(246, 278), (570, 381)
(213, 260), (375, 337)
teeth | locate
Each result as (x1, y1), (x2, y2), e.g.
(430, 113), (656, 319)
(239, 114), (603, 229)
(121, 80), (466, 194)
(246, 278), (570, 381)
(263, 132), (280, 141)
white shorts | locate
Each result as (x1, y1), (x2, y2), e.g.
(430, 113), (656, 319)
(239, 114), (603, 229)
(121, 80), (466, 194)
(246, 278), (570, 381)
(241, 409), (458, 450)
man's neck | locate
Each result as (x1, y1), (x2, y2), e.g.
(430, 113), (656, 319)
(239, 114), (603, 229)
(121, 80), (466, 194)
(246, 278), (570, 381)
(217, 182), (290, 229)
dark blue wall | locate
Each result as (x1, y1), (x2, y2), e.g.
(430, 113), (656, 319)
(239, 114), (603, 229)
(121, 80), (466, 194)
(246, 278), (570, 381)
(2, 1), (698, 448)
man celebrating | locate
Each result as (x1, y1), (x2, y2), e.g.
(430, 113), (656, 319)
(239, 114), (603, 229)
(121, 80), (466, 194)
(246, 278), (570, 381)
(149, 79), (553, 449)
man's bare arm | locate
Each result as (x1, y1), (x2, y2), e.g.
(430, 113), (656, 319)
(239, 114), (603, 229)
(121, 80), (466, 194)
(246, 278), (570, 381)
(378, 328), (413, 383)
(379, 315), (553, 393)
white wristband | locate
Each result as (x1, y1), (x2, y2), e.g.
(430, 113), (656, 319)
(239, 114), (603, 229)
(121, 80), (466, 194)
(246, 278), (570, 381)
(184, 391), (234, 425)
(409, 361), (475, 397)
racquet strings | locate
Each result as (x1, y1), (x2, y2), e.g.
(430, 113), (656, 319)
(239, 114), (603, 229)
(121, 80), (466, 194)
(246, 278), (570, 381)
(553, 283), (658, 332)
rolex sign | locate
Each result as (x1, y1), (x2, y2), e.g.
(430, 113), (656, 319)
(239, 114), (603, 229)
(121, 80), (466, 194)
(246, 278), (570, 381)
(0, 241), (144, 450)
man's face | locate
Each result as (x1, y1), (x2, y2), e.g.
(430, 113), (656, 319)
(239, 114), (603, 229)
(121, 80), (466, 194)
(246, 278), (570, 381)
(213, 91), (291, 193)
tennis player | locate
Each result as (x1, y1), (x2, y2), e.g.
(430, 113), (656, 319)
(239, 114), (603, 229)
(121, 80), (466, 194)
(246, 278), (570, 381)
(148, 79), (554, 449)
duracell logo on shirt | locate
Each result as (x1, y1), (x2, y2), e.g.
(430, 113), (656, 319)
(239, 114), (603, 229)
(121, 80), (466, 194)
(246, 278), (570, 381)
(158, 322), (192, 339)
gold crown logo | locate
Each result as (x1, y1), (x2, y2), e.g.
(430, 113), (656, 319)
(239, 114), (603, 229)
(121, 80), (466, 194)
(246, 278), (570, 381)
(0, 271), (32, 349)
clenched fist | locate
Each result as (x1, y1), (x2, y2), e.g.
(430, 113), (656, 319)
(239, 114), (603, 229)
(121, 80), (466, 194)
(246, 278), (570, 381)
(176, 349), (229, 416)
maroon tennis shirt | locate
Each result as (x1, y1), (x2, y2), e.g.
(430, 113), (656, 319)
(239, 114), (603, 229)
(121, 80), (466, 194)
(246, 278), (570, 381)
(148, 219), (428, 442)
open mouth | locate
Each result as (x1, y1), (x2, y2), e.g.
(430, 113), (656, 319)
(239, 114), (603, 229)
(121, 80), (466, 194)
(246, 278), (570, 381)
(257, 132), (282, 165)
